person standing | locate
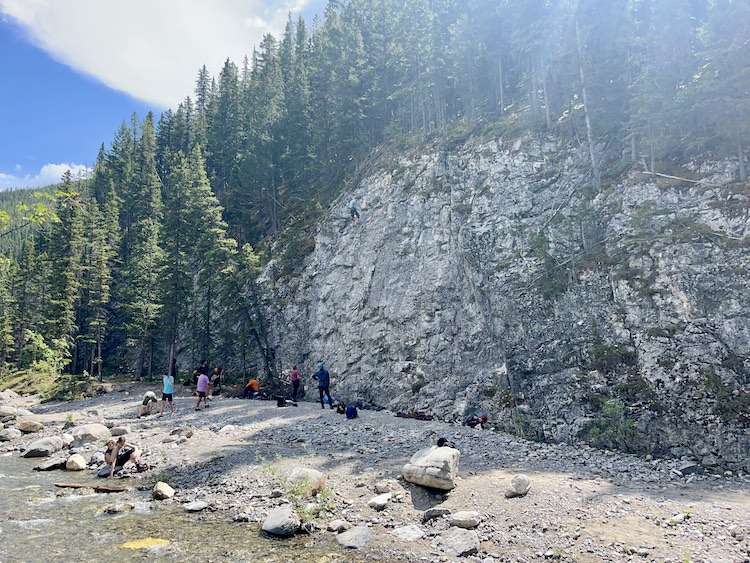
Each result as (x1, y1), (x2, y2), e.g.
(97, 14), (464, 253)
(195, 370), (210, 410)
(290, 364), (301, 401)
(158, 370), (175, 417)
(312, 362), (333, 409)
(348, 195), (361, 222)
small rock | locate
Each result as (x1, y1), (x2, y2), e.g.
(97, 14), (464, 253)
(423, 507), (452, 522)
(110, 426), (130, 437)
(34, 456), (67, 471)
(327, 519), (351, 532)
(184, 501), (208, 512)
(170, 427), (193, 438)
(153, 481), (175, 500)
(286, 467), (326, 495)
(391, 524), (425, 541)
(336, 526), (372, 549)
(505, 474), (532, 498)
(431, 527), (480, 557)
(219, 425), (236, 433)
(104, 503), (134, 514)
(367, 493), (392, 511)
(450, 510), (482, 529)
(65, 453), (87, 471)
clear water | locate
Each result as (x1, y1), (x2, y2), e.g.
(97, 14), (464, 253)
(0, 453), (363, 562)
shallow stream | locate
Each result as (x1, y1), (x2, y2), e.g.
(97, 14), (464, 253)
(0, 453), (361, 562)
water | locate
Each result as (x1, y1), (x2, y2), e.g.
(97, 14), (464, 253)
(0, 453), (363, 562)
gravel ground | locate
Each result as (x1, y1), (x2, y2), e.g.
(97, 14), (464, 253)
(7, 383), (750, 562)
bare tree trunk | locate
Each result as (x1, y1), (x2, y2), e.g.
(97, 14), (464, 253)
(541, 58), (553, 131)
(575, 18), (601, 192)
(738, 129), (747, 182)
(498, 55), (505, 114)
(631, 135), (637, 161)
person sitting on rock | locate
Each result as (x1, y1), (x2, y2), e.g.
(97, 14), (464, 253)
(137, 391), (158, 418)
(103, 437), (142, 478)
(242, 378), (261, 399)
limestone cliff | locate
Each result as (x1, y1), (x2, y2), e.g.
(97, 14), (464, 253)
(268, 135), (750, 471)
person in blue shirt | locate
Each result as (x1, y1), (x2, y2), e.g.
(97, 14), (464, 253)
(312, 362), (333, 409)
(158, 370), (175, 417)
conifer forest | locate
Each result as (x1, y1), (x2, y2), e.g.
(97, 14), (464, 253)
(0, 0), (747, 392)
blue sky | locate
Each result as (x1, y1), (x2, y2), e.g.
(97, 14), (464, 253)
(0, 0), (325, 190)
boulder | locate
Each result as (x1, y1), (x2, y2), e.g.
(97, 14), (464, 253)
(285, 467), (326, 495)
(71, 424), (111, 448)
(66, 453), (87, 471)
(0, 388), (19, 401)
(505, 474), (531, 498)
(18, 419), (44, 433)
(0, 428), (22, 441)
(152, 481), (175, 500)
(34, 456), (67, 471)
(336, 526), (372, 549)
(261, 505), (300, 537)
(110, 426), (130, 437)
(184, 501), (208, 512)
(450, 510), (482, 529)
(22, 436), (64, 457)
(61, 433), (74, 448)
(431, 528), (479, 557)
(402, 446), (460, 490)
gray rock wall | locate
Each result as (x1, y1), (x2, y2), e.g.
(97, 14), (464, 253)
(268, 136), (750, 471)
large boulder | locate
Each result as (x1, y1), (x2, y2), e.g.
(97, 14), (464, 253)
(66, 453), (87, 471)
(22, 436), (64, 458)
(152, 481), (175, 500)
(0, 405), (19, 418)
(71, 424), (111, 448)
(0, 428), (22, 441)
(402, 446), (460, 490)
(261, 505), (300, 537)
(18, 419), (44, 433)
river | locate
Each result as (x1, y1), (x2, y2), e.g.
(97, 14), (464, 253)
(0, 453), (362, 562)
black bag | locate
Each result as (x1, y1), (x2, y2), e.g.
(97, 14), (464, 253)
(276, 395), (287, 407)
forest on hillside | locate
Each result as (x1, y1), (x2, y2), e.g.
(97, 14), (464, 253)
(0, 0), (747, 393)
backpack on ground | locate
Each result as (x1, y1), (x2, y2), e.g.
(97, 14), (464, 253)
(345, 404), (358, 419)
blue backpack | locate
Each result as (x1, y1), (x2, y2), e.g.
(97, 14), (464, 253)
(345, 404), (358, 419)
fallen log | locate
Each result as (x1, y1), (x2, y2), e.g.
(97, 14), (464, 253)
(54, 483), (129, 493)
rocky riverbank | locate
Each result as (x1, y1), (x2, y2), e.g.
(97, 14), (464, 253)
(2, 383), (749, 562)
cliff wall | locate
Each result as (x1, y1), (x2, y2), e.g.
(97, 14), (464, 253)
(269, 136), (750, 471)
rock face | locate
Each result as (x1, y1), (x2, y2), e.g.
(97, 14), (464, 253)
(71, 424), (111, 448)
(22, 436), (63, 457)
(402, 446), (460, 490)
(267, 136), (750, 471)
(261, 505), (300, 537)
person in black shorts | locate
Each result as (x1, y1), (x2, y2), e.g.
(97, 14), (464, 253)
(103, 437), (142, 478)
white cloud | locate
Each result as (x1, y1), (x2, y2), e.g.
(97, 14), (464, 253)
(0, 163), (92, 191)
(0, 0), (317, 109)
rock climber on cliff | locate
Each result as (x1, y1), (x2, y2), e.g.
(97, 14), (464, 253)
(349, 195), (361, 223)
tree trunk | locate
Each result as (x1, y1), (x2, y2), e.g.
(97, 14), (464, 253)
(575, 18), (601, 192)
(738, 129), (747, 182)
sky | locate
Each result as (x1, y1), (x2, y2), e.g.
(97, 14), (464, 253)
(0, 0), (325, 191)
